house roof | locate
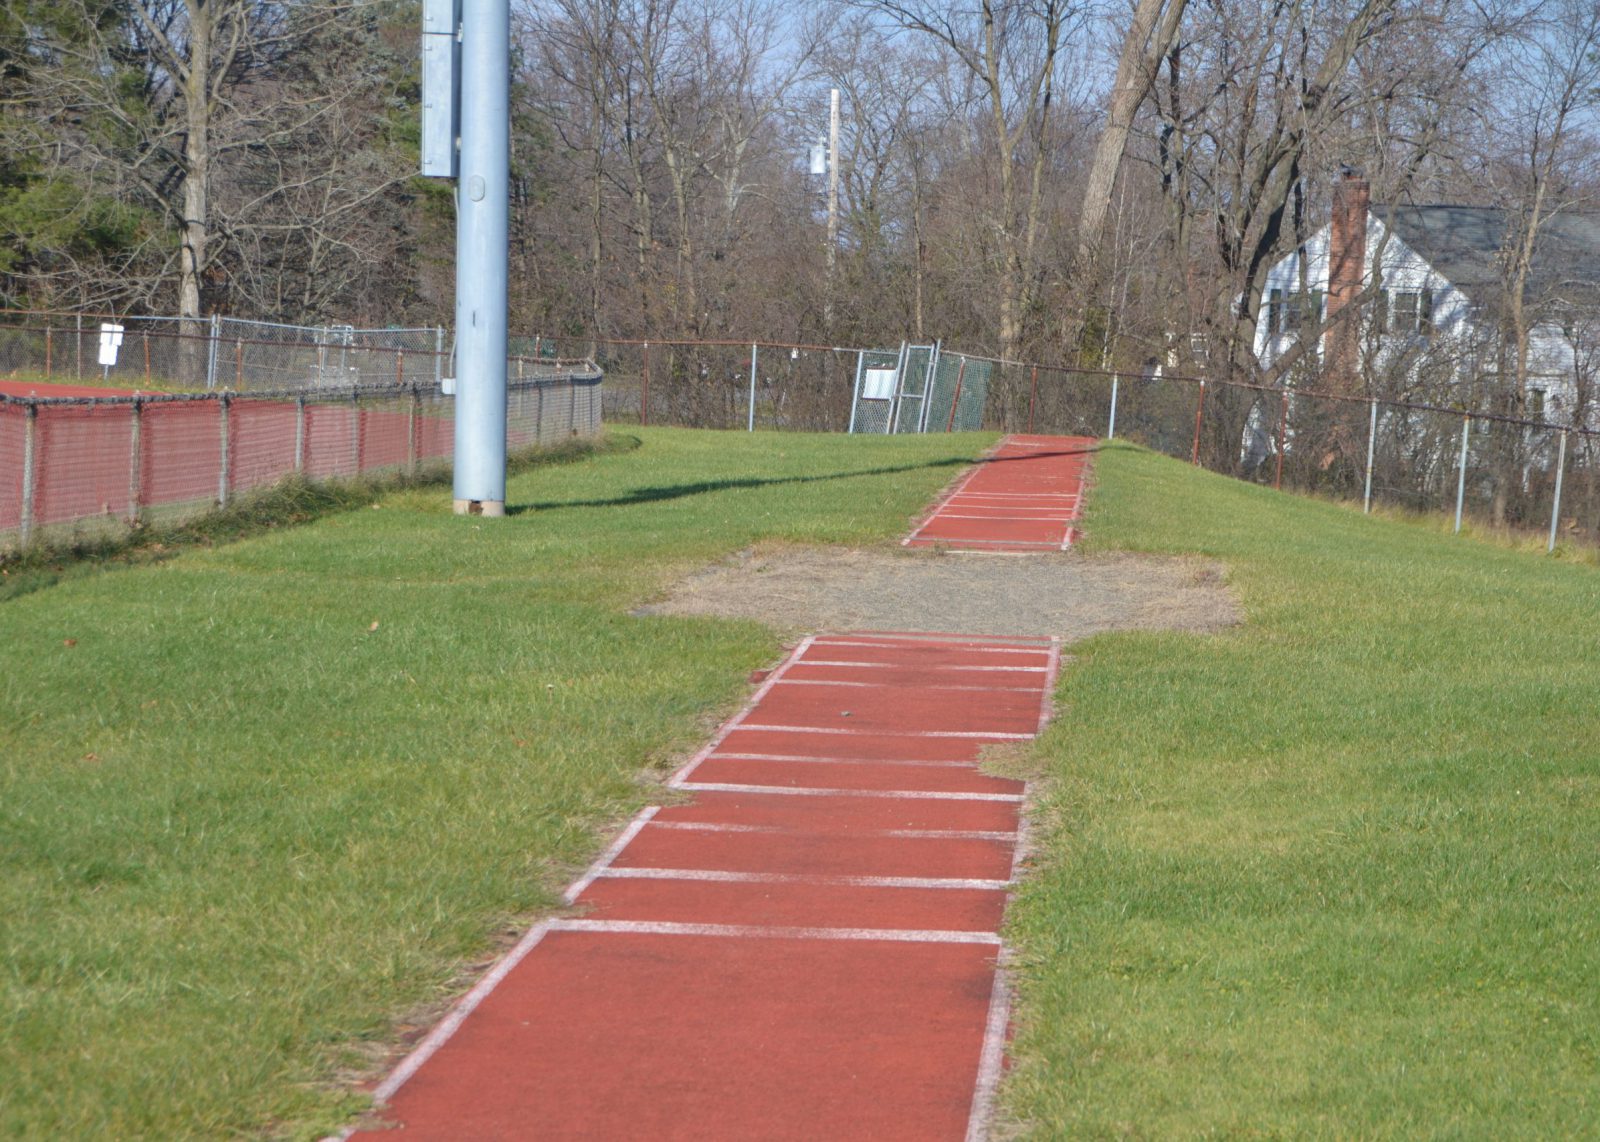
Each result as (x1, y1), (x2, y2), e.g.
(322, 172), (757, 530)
(1373, 204), (1600, 310)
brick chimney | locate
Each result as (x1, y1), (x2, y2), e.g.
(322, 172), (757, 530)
(1325, 168), (1369, 387)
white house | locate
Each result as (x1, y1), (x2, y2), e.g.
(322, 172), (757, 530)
(1253, 172), (1600, 426)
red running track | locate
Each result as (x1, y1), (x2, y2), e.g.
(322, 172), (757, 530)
(347, 631), (1062, 1141)
(905, 434), (1095, 552)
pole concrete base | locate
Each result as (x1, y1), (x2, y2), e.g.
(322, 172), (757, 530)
(454, 499), (506, 517)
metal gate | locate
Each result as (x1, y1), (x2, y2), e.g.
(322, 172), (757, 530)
(849, 341), (988, 434)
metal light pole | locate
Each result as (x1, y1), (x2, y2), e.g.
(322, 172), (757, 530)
(422, 0), (510, 517)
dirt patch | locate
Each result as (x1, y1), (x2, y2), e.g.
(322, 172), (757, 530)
(637, 545), (1240, 642)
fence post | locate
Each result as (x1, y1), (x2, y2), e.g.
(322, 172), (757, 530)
(747, 342), (758, 432)
(1107, 374), (1119, 440)
(20, 403), (37, 546)
(945, 357), (968, 433)
(1548, 429), (1568, 553)
(434, 326), (445, 386)
(1027, 365), (1039, 433)
(1274, 387), (1289, 490)
(143, 333), (152, 386)
(408, 384), (420, 475)
(1191, 380), (1206, 466)
(294, 395), (307, 473)
(206, 314), (220, 390)
(1453, 413), (1470, 534)
(396, 350), (404, 386)
(218, 394), (231, 508)
(75, 314), (83, 379)
(234, 338), (243, 389)
(1363, 399), (1378, 513)
(128, 397), (143, 526)
(45, 327), (53, 378)
(351, 389), (363, 473)
(847, 350), (865, 434)
(641, 342), (650, 426)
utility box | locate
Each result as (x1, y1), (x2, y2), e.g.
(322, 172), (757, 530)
(421, 0), (461, 178)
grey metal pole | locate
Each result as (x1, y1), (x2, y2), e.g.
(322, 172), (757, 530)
(747, 343), (758, 431)
(847, 349), (865, 434)
(435, 325), (445, 385)
(1549, 429), (1568, 553)
(1107, 375), (1119, 440)
(218, 394), (231, 508)
(918, 341), (942, 434)
(294, 395), (306, 473)
(1363, 399), (1378, 514)
(129, 397), (143, 526)
(206, 314), (220, 391)
(20, 402), (36, 546)
(1454, 414), (1470, 534)
(452, 0), (510, 517)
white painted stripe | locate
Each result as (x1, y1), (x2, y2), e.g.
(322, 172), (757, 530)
(811, 632), (1053, 648)
(948, 493), (1081, 500)
(549, 918), (1003, 945)
(799, 660), (1051, 673)
(773, 678), (1044, 694)
(737, 723), (1035, 740)
(805, 640), (1050, 656)
(591, 867), (1012, 890)
(563, 806), (662, 905)
(884, 828), (1017, 841)
(965, 964), (1014, 1142)
(649, 820), (781, 834)
(1038, 637), (1063, 737)
(360, 916), (556, 1113)
(927, 514), (1073, 522)
(707, 752), (977, 769)
(667, 635), (818, 788)
(675, 781), (1024, 802)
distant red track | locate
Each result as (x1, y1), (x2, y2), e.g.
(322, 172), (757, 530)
(905, 434), (1095, 551)
(0, 380), (137, 399)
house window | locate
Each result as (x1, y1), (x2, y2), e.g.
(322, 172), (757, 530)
(1386, 288), (1434, 335)
(1527, 388), (1546, 419)
(1267, 289), (1322, 337)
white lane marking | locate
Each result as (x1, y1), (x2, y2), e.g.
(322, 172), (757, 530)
(884, 829), (1017, 841)
(549, 918), (1002, 945)
(810, 632), (1053, 647)
(801, 640), (1050, 656)
(666, 635), (818, 788)
(772, 678), (1044, 694)
(563, 807), (662, 905)
(1038, 636), (1064, 737)
(675, 781), (1023, 802)
(649, 820), (782, 834)
(965, 964), (1014, 1142)
(797, 660), (1051, 673)
(590, 867), (1012, 890)
(737, 724), (1035, 740)
(706, 752), (978, 769)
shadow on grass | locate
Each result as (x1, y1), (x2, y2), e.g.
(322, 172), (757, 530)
(1, 436), (621, 604)
(508, 441), (1103, 515)
(507, 454), (977, 514)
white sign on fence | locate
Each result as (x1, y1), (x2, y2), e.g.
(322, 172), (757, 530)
(97, 323), (125, 367)
(862, 367), (896, 401)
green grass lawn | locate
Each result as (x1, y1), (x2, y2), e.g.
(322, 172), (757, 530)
(1003, 441), (1600, 1137)
(0, 427), (990, 1139)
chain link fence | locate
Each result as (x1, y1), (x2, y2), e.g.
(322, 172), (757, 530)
(1010, 361), (1600, 551)
(0, 310), (458, 392)
(3, 369), (603, 554)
